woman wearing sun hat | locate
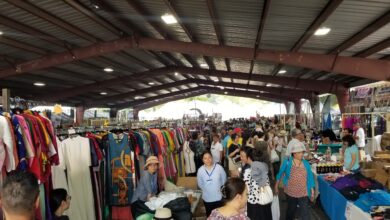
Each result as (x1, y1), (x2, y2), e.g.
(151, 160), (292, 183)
(274, 143), (315, 220)
(131, 156), (160, 218)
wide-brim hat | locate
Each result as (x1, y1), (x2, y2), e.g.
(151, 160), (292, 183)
(144, 156), (159, 170)
(154, 208), (172, 220)
(290, 143), (306, 154)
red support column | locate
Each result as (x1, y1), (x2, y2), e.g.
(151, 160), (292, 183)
(336, 89), (349, 113)
(75, 106), (85, 126)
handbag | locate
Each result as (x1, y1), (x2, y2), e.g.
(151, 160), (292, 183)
(271, 149), (280, 163)
(258, 184), (273, 205)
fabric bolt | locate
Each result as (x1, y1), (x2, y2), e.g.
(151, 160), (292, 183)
(331, 175), (359, 191)
(62, 136), (96, 220)
(197, 163), (227, 202)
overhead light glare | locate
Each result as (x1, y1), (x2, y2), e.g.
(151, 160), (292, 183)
(135, 96), (141, 100)
(174, 72), (179, 76)
(200, 63), (208, 68)
(104, 67), (114, 72)
(100, 92), (107, 95)
(161, 14), (177, 24)
(214, 79), (219, 82)
(33, 82), (45, 87)
(224, 91), (228, 95)
(278, 69), (287, 74)
(220, 86), (224, 90)
(314, 27), (331, 36)
(256, 95), (260, 98)
(148, 82), (155, 85)
(0, 31), (3, 35)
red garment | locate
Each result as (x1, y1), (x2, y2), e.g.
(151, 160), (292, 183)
(86, 133), (103, 160)
(34, 113), (59, 165)
(111, 207), (133, 220)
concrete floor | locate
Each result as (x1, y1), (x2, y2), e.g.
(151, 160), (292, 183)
(194, 191), (330, 220)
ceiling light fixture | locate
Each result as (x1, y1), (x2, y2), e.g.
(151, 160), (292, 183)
(314, 27), (331, 36)
(104, 67), (114, 72)
(33, 82), (45, 87)
(100, 92), (107, 95)
(0, 31), (3, 35)
(135, 96), (141, 100)
(214, 79), (219, 82)
(148, 82), (155, 85)
(200, 63), (208, 68)
(220, 86), (224, 90)
(224, 91), (228, 94)
(278, 69), (287, 74)
(174, 72), (179, 76)
(256, 95), (260, 98)
(161, 14), (177, 24)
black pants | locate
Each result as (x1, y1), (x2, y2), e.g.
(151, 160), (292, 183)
(247, 202), (272, 220)
(203, 200), (222, 217)
(286, 194), (311, 220)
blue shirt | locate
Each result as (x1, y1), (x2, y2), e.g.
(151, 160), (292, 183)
(131, 171), (158, 203)
(197, 163), (227, 202)
(276, 157), (315, 198)
(344, 144), (360, 171)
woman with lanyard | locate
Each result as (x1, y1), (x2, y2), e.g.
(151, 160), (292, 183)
(131, 156), (159, 218)
(197, 151), (227, 217)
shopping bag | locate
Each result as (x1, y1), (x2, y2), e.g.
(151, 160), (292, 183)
(271, 195), (280, 220)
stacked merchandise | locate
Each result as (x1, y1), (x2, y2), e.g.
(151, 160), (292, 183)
(324, 173), (390, 214)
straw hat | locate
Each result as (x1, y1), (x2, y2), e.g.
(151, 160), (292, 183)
(144, 156), (159, 170)
(154, 208), (172, 220)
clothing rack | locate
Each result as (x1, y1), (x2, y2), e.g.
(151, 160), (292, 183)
(342, 112), (389, 155)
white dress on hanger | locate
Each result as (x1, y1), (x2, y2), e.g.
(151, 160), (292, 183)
(183, 141), (196, 174)
(62, 136), (96, 220)
(52, 137), (68, 191)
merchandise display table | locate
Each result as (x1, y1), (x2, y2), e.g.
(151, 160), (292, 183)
(190, 190), (202, 214)
(318, 175), (347, 220)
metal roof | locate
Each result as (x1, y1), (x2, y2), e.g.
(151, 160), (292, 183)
(0, 0), (388, 109)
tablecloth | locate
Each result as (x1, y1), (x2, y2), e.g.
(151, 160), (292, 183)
(318, 175), (347, 220)
(345, 201), (371, 220)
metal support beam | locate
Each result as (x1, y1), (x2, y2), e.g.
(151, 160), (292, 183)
(85, 78), (306, 106)
(272, 0), (343, 76)
(0, 37), (388, 81)
(36, 66), (343, 102)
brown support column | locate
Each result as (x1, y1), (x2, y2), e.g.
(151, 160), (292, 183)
(335, 89), (349, 113)
(294, 99), (301, 114)
(1, 88), (10, 112)
(75, 106), (85, 126)
(110, 108), (118, 119)
(309, 93), (321, 128)
(133, 108), (139, 121)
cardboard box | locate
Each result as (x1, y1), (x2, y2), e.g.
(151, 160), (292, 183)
(176, 177), (198, 190)
(361, 169), (377, 178)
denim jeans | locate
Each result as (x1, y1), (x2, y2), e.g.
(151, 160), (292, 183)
(286, 194), (311, 220)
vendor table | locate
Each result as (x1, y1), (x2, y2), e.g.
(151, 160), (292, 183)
(318, 175), (347, 220)
(190, 191), (202, 214)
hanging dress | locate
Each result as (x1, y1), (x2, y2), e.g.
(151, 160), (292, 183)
(62, 136), (96, 220)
